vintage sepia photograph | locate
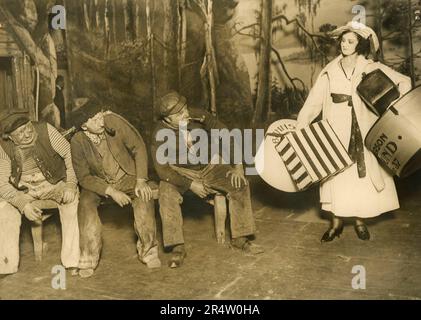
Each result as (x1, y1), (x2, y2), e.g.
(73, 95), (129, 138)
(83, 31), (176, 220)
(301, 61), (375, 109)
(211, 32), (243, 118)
(0, 0), (420, 303)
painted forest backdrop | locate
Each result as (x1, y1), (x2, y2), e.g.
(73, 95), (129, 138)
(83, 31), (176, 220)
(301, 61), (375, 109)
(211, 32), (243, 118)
(0, 0), (420, 138)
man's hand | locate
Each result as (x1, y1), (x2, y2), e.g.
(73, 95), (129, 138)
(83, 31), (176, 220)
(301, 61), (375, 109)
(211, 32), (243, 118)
(190, 180), (209, 198)
(106, 187), (132, 207)
(135, 179), (153, 202)
(23, 203), (43, 222)
(226, 166), (248, 189)
(62, 185), (77, 204)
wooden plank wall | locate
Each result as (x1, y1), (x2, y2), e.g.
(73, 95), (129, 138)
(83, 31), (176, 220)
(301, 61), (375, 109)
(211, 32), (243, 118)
(0, 27), (36, 120)
(0, 28), (21, 56)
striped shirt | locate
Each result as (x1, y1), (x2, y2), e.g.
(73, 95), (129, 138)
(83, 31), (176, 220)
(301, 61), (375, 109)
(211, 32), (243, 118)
(0, 123), (78, 212)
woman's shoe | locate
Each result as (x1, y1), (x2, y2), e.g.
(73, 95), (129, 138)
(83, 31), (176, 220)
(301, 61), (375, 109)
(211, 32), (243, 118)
(321, 224), (344, 243)
(354, 224), (370, 240)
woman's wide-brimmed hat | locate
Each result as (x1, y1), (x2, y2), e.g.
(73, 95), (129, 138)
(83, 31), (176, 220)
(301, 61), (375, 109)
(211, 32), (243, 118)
(329, 21), (380, 53)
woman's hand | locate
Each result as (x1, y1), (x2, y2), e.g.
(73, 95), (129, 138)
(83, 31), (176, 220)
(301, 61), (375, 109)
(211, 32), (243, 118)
(295, 121), (307, 130)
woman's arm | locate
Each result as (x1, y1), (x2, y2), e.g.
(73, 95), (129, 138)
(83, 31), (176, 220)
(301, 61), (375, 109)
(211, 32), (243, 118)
(296, 73), (328, 129)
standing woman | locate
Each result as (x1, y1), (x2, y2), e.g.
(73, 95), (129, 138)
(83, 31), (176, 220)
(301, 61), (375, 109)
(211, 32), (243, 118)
(296, 22), (412, 242)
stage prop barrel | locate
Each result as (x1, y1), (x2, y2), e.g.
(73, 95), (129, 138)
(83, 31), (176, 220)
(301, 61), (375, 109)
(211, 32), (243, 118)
(365, 86), (421, 178)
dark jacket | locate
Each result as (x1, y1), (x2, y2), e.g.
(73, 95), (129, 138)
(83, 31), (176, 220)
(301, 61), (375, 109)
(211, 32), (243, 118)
(150, 108), (233, 193)
(71, 112), (148, 196)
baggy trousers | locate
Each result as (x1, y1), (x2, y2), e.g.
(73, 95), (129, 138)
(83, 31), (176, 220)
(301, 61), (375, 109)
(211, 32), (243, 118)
(159, 163), (256, 247)
(0, 181), (80, 274)
(77, 175), (158, 270)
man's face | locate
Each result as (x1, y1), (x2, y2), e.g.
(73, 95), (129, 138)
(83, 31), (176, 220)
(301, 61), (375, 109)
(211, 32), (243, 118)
(83, 112), (105, 134)
(9, 122), (36, 146)
(165, 107), (190, 128)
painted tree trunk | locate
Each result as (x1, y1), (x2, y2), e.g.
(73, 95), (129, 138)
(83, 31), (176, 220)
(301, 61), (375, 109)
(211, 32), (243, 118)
(374, 0), (384, 61)
(407, 0), (416, 87)
(134, 0), (141, 39)
(83, 0), (91, 31)
(0, 7), (50, 78)
(163, 0), (180, 91)
(112, 0), (117, 44)
(94, 0), (100, 29)
(253, 0), (273, 126)
(123, 0), (133, 41)
(146, 0), (156, 116)
(177, 0), (187, 85)
(104, 0), (110, 59)
(204, 0), (217, 116)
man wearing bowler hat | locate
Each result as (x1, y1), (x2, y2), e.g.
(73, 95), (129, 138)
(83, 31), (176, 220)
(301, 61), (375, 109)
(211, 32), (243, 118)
(69, 100), (160, 278)
(151, 90), (264, 268)
(0, 112), (80, 276)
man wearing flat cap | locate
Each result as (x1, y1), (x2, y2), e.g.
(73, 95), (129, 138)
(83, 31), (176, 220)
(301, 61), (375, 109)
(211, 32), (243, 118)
(151, 91), (263, 268)
(0, 112), (80, 276)
(69, 100), (160, 278)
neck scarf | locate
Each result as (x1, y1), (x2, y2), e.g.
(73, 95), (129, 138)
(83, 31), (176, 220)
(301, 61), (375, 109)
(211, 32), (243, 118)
(83, 130), (106, 145)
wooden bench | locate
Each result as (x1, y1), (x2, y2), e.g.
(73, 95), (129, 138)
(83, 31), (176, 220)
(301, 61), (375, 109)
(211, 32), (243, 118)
(29, 183), (228, 261)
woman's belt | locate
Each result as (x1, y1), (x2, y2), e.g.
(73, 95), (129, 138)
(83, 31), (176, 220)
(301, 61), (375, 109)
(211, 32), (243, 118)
(331, 93), (366, 178)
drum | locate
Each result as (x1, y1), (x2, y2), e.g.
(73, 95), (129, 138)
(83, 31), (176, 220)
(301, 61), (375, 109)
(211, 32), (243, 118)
(256, 119), (354, 192)
(255, 119), (298, 192)
(365, 86), (421, 177)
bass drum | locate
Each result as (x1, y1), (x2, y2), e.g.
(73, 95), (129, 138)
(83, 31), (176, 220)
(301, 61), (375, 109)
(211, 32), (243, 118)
(255, 119), (299, 192)
(365, 86), (421, 177)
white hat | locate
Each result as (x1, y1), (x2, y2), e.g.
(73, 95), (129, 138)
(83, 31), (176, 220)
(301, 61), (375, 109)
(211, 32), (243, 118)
(330, 21), (380, 53)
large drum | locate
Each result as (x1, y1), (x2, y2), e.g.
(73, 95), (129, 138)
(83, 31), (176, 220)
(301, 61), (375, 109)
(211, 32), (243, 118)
(365, 86), (421, 177)
(256, 119), (353, 192)
(255, 119), (298, 192)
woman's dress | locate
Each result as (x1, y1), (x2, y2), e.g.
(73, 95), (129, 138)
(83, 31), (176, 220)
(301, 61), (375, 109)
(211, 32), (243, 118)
(297, 55), (412, 218)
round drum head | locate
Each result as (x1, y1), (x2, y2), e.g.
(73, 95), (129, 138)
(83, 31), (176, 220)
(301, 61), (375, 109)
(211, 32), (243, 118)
(255, 119), (299, 192)
(365, 86), (421, 177)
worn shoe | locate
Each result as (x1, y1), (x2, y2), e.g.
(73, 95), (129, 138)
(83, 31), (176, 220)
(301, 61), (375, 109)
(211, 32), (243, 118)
(169, 245), (186, 268)
(243, 242), (264, 255)
(79, 268), (95, 278)
(146, 257), (162, 269)
(66, 267), (80, 277)
(354, 224), (370, 241)
(231, 237), (264, 255)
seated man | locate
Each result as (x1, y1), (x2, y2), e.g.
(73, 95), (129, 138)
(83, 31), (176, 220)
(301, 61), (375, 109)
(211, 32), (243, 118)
(151, 91), (264, 268)
(69, 101), (160, 278)
(0, 113), (80, 276)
